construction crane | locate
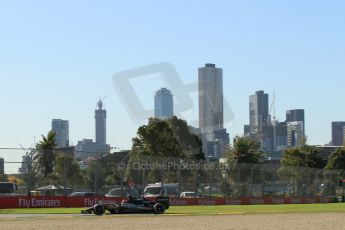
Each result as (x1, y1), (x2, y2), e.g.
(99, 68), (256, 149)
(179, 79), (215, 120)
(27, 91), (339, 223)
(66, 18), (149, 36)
(269, 90), (276, 124)
(269, 91), (277, 151)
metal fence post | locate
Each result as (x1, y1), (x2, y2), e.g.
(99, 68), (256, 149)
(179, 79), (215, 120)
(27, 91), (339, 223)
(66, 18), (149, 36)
(94, 161), (97, 195)
(237, 164), (241, 198)
(250, 164), (257, 198)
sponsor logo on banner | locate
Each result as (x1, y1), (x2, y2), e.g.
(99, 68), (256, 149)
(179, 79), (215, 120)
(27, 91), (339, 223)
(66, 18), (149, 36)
(18, 198), (61, 208)
(83, 198), (120, 207)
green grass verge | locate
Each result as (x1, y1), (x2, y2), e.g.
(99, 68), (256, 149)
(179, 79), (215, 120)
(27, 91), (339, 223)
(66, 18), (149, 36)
(0, 208), (82, 214)
(168, 203), (345, 215)
(0, 203), (345, 215)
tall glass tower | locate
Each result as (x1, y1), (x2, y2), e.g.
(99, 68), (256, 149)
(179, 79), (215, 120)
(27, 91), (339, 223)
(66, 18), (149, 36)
(198, 63), (223, 133)
(154, 88), (173, 119)
(51, 119), (69, 147)
(249, 90), (269, 134)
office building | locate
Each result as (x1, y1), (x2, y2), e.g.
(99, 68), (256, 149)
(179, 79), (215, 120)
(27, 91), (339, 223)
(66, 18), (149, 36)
(198, 63), (229, 158)
(275, 121), (288, 150)
(244, 125), (250, 136)
(249, 91), (269, 134)
(154, 88), (173, 119)
(332, 121), (345, 146)
(286, 109), (305, 133)
(198, 63), (223, 133)
(76, 139), (109, 160)
(52, 119), (69, 147)
(286, 109), (305, 123)
(18, 153), (31, 174)
(287, 121), (304, 147)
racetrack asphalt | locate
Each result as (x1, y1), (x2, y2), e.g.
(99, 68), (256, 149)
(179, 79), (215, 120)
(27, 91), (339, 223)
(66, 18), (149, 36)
(1, 212), (345, 230)
(0, 213), (345, 230)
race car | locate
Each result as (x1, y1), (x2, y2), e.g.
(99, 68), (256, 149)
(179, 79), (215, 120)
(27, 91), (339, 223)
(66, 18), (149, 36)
(81, 196), (169, 215)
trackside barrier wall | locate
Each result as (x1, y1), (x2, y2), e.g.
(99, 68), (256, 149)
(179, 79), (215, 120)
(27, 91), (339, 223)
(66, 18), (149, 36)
(0, 196), (336, 209)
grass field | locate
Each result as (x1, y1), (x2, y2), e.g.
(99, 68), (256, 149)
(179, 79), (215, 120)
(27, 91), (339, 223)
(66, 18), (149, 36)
(1, 203), (345, 215)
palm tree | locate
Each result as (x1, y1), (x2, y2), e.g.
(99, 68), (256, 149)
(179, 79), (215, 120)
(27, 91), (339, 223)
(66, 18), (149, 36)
(301, 145), (325, 169)
(225, 136), (265, 165)
(281, 145), (325, 168)
(326, 148), (345, 172)
(34, 130), (58, 177)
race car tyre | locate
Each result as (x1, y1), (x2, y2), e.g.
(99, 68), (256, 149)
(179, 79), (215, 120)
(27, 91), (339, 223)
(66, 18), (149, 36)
(153, 203), (165, 214)
(93, 204), (105, 216)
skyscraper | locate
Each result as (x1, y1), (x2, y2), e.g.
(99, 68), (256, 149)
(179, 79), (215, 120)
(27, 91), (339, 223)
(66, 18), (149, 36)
(287, 121), (304, 147)
(286, 109), (305, 123)
(52, 119), (69, 147)
(95, 100), (106, 145)
(332, 121), (345, 146)
(154, 88), (173, 119)
(198, 63), (229, 158)
(286, 109), (305, 132)
(249, 90), (269, 133)
(198, 63), (223, 133)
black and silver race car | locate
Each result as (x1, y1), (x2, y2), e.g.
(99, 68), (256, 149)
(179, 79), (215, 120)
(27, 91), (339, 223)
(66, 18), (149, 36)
(81, 196), (169, 215)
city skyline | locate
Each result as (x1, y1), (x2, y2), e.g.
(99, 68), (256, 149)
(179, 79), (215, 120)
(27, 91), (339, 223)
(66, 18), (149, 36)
(1, 1), (345, 152)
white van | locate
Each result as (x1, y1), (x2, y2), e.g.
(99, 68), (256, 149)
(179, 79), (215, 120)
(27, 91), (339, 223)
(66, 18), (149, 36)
(144, 183), (179, 198)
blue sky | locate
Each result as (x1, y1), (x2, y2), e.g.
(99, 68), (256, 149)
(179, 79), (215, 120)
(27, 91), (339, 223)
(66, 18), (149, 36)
(1, 0), (345, 152)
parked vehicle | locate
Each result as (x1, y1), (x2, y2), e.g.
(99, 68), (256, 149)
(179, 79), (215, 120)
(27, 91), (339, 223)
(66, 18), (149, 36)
(68, 192), (96, 197)
(105, 187), (140, 198)
(180, 191), (201, 198)
(0, 182), (18, 196)
(144, 183), (179, 198)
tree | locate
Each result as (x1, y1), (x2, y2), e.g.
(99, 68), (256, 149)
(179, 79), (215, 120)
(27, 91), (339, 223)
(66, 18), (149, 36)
(225, 136), (265, 165)
(128, 117), (204, 184)
(224, 137), (265, 196)
(54, 154), (83, 187)
(326, 148), (345, 172)
(131, 117), (204, 159)
(33, 130), (58, 177)
(83, 160), (106, 193)
(281, 145), (325, 169)
(98, 151), (130, 187)
(279, 145), (326, 197)
(323, 148), (345, 196)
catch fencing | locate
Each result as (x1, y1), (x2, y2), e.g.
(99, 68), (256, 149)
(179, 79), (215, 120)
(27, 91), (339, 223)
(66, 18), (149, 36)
(0, 149), (342, 202)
